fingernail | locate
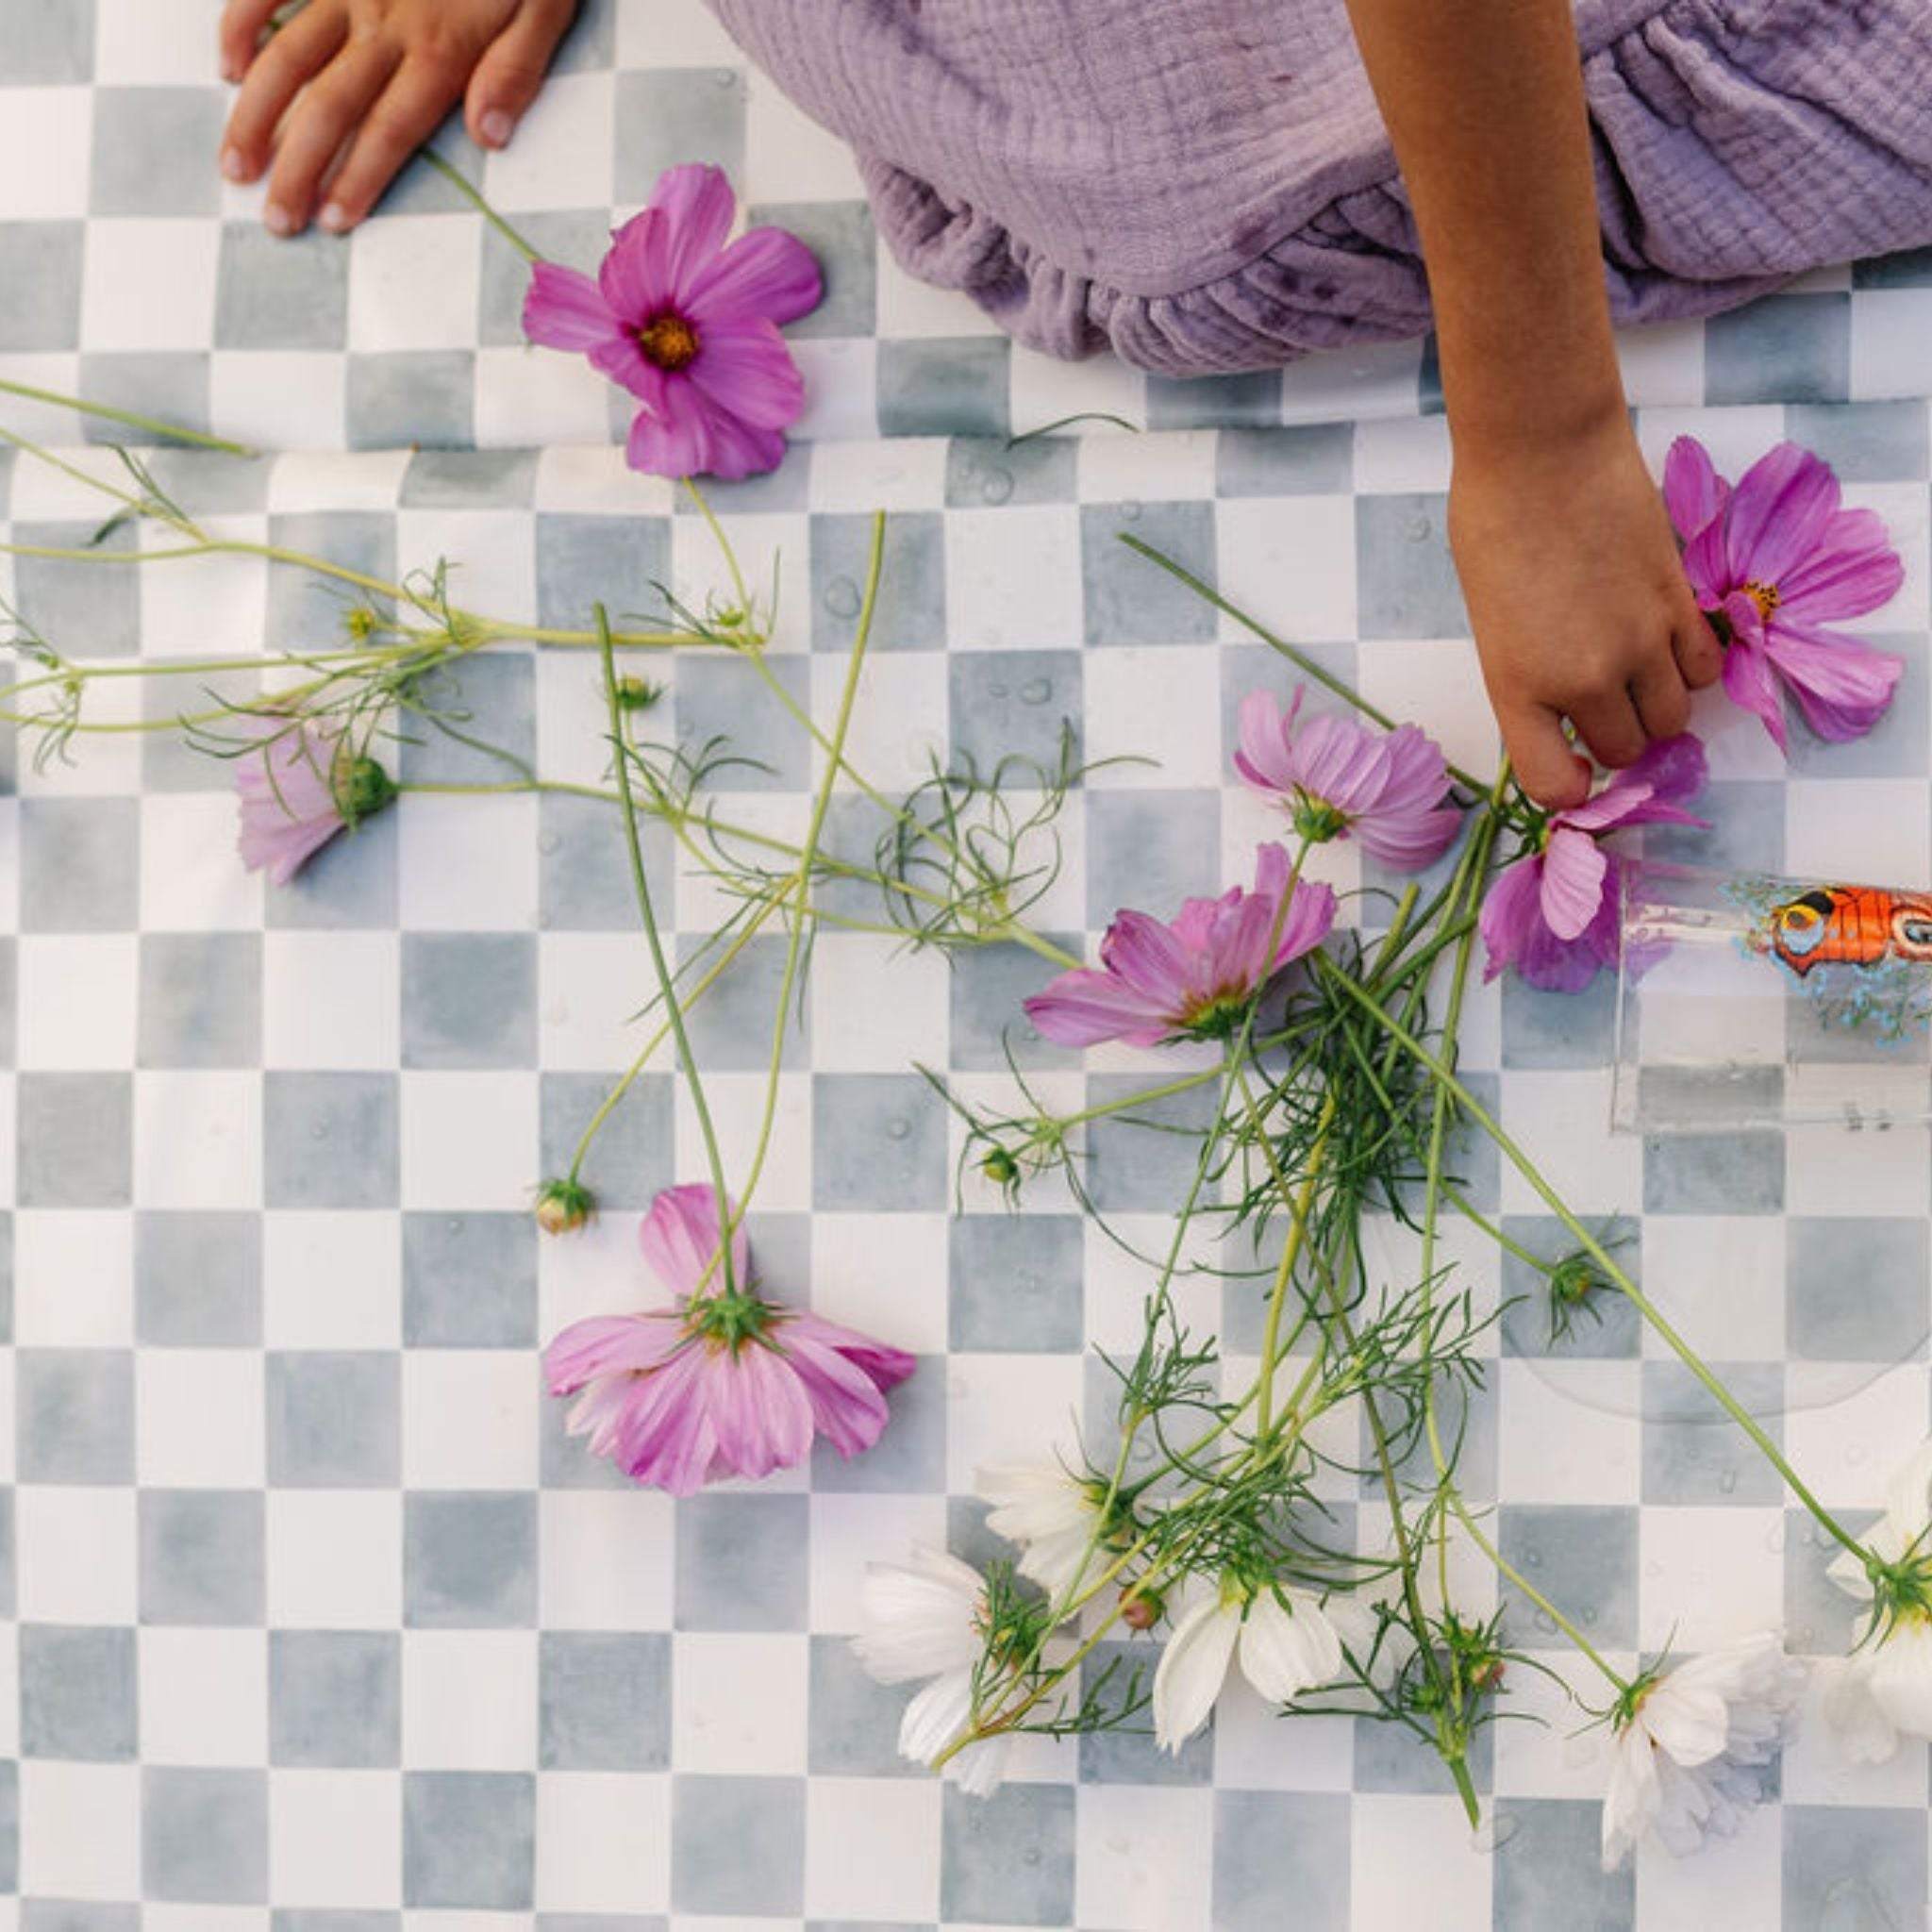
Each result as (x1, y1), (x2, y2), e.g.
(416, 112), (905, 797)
(221, 146), (247, 181)
(220, 57), (241, 83)
(479, 108), (513, 147)
(264, 203), (295, 236)
(319, 203), (347, 233)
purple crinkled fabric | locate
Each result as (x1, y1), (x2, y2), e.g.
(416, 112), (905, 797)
(705, 0), (1932, 375)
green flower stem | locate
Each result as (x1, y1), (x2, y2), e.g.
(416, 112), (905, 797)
(717, 512), (885, 1256)
(1321, 953), (1870, 1565)
(1116, 533), (1488, 796)
(419, 148), (540, 260)
(0, 377), (257, 455)
(597, 603), (740, 1296)
(1252, 1091), (1335, 1447)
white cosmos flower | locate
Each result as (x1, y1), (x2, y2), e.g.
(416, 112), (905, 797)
(1824, 1435), (1932, 1759)
(1600, 1632), (1804, 1871)
(1152, 1575), (1344, 1754)
(977, 1453), (1106, 1607)
(851, 1544), (1011, 1795)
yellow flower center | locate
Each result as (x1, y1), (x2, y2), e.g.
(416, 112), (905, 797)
(639, 313), (701, 371)
(1744, 579), (1781, 621)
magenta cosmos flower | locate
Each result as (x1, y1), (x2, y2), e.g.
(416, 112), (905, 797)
(1236, 688), (1461, 871)
(1025, 843), (1337, 1048)
(234, 717), (393, 887)
(522, 163), (822, 481)
(1479, 735), (1709, 993)
(1664, 437), (1905, 749)
(543, 1184), (914, 1496)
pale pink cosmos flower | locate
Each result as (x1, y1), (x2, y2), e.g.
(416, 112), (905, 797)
(542, 1183), (914, 1496)
(234, 717), (393, 887)
(1663, 437), (1905, 749)
(1479, 736), (1709, 993)
(1236, 688), (1461, 870)
(1024, 843), (1336, 1048)
(523, 163), (822, 480)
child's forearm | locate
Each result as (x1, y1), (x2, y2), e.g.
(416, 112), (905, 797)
(1342, 0), (1625, 458)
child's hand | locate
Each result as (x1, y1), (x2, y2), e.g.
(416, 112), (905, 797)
(1449, 412), (1722, 809)
(219, 0), (579, 236)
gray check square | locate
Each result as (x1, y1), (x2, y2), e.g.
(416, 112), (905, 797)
(216, 224), (351, 350)
(807, 1634), (924, 1777)
(1647, 779), (1787, 873)
(22, 797), (139, 929)
(397, 650), (537, 784)
(404, 1772), (535, 1909)
(18, 1070), (132, 1208)
(878, 339), (1010, 439)
(270, 1631), (401, 1766)
(942, 1783), (1076, 1927)
(1147, 369), (1282, 430)
(1641, 1361), (1786, 1506)
(1355, 493), (1464, 638)
(1855, 244), (1932, 289)
(0, 224), (84, 350)
(403, 1211), (536, 1347)
(675, 1493), (808, 1631)
(1707, 293), (1851, 406)
(0, 1211), (11, 1343)
(1083, 1074), (1221, 1214)
(138, 932), (261, 1067)
(540, 1071), (675, 1211)
(1789, 633), (1926, 780)
(75, 353), (212, 446)
(1783, 1805), (1925, 1931)
(401, 449), (539, 508)
(267, 1352), (401, 1487)
(346, 350), (475, 450)
(1498, 1503), (1639, 1649)
(22, 1909), (140, 1932)
(948, 937), (1082, 1072)
(1788, 1215), (1929, 1361)
(673, 650), (811, 791)
(811, 1074), (948, 1211)
(1353, 1703), (1493, 1796)
(1078, 1639), (1211, 1785)
(137, 1210), (263, 1346)
(21, 1624), (137, 1760)
(381, 131), (477, 215)
(140, 1491), (264, 1625)
(539, 791), (675, 930)
(89, 89), (225, 216)
(750, 200), (875, 341)
(948, 648), (1081, 776)
(401, 932), (538, 1069)
(266, 513), (397, 654)
(1787, 399), (1930, 481)
(270, 1917), (401, 1932)
(263, 1072), (400, 1209)
(1081, 501), (1218, 646)
(1213, 1790), (1349, 1932)
(679, 932), (809, 1070)
(18, 1347), (134, 1484)
(1501, 970), (1617, 1070)
(1216, 424), (1354, 496)
(534, 509), (671, 633)
(143, 1767), (268, 1905)
(810, 511), (946, 653)
(480, 209), (611, 344)
(671, 1775), (805, 1917)
(946, 432), (1077, 509)
(1498, 1214), (1641, 1358)
(615, 69), (747, 196)
(539, 1631), (671, 1771)
(1492, 1798), (1633, 1930)
(264, 809), (399, 930)
(145, 448), (275, 516)
(0, 0), (92, 78)
(142, 663), (262, 792)
(810, 1354), (945, 1492)
(949, 1213), (1084, 1352)
(405, 1491), (538, 1627)
(1784, 1506), (1870, 1656)
(1085, 788), (1220, 927)
(1641, 1095), (1785, 1215)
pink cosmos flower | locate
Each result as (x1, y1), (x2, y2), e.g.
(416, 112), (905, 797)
(1663, 438), (1905, 749)
(1479, 736), (1709, 993)
(542, 1183), (914, 1496)
(1236, 688), (1461, 870)
(1024, 843), (1337, 1048)
(522, 163), (822, 481)
(234, 717), (393, 887)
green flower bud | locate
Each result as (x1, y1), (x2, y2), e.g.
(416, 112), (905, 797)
(534, 1177), (595, 1236)
(332, 754), (396, 826)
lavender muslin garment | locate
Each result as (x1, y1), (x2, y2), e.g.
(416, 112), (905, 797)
(705, 0), (1932, 375)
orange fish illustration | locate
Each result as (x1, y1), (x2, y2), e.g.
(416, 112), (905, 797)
(1769, 885), (1932, 977)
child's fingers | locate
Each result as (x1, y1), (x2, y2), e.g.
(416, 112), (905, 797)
(219, 0), (287, 84)
(319, 57), (474, 231)
(1673, 604), (1724, 690)
(1628, 654), (1690, 742)
(222, 1), (350, 182)
(466, 0), (580, 149)
(1499, 704), (1590, 809)
(1568, 689), (1646, 772)
(261, 37), (400, 233)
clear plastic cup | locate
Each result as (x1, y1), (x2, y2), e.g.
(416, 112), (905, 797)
(1612, 863), (1932, 1133)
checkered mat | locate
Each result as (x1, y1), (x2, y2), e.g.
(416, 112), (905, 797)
(1, 404), (1929, 1926)
(4, 0), (1932, 455)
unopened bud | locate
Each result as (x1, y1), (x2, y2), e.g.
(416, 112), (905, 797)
(980, 1147), (1020, 1187)
(1119, 1585), (1163, 1632)
(614, 675), (663, 711)
(534, 1177), (595, 1236)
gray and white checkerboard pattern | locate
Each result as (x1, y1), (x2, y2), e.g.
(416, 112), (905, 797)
(1, 404), (1929, 1926)
(3, 0), (1931, 455)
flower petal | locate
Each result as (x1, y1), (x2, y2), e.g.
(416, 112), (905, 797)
(1661, 436), (1726, 543)
(685, 319), (808, 431)
(1151, 1589), (1239, 1754)
(1722, 623), (1790, 750)
(1724, 442), (1841, 590)
(1237, 1591), (1342, 1705)
(1539, 824), (1610, 943)
(639, 1184), (751, 1299)
(1233, 688), (1298, 796)
(522, 260), (624, 353)
(643, 162), (739, 300)
(687, 225), (824, 326)
(1478, 854), (1545, 983)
